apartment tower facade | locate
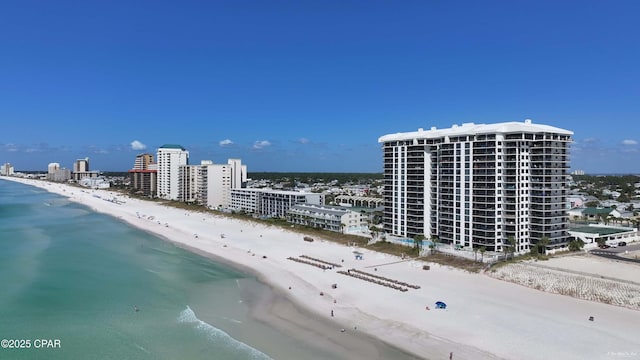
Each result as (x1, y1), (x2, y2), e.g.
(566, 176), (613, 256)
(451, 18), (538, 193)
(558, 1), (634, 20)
(378, 120), (573, 253)
(196, 158), (247, 209)
(157, 144), (189, 200)
(129, 153), (158, 197)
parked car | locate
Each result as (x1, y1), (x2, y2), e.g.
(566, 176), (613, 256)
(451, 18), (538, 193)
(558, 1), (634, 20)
(599, 244), (611, 249)
(618, 241), (627, 246)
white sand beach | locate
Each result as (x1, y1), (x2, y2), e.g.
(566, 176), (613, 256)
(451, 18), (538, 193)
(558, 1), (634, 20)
(7, 177), (640, 360)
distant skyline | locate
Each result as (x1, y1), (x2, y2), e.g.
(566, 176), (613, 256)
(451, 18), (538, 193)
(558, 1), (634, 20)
(1, 1), (639, 174)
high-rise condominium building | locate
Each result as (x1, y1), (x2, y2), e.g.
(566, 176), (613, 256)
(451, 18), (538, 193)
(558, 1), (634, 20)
(133, 153), (154, 171)
(177, 159), (247, 207)
(196, 159), (247, 208)
(1, 163), (14, 176)
(47, 162), (71, 182)
(157, 144), (189, 200)
(74, 157), (89, 173)
(378, 119), (573, 253)
(72, 157), (98, 182)
(129, 153), (158, 197)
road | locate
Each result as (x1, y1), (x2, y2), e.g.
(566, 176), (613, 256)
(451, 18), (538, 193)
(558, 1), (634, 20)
(589, 242), (640, 264)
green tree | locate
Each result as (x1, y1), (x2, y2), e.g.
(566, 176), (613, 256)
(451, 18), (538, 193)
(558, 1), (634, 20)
(429, 236), (440, 254)
(585, 200), (600, 208)
(505, 236), (517, 260)
(529, 243), (539, 257)
(479, 246), (486, 262)
(597, 213), (609, 225)
(538, 236), (551, 255)
(413, 235), (425, 254)
(568, 238), (585, 251)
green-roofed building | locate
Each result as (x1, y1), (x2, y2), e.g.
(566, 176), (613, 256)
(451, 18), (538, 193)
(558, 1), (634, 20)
(159, 144), (187, 151)
(568, 224), (637, 248)
(581, 207), (614, 216)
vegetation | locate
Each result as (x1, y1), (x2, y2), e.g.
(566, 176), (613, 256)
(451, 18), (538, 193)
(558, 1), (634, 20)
(572, 174), (640, 201)
(422, 253), (486, 273)
(568, 238), (585, 251)
(248, 172), (382, 186)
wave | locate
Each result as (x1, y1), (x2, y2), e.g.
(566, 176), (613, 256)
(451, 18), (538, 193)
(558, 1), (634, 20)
(222, 316), (243, 324)
(134, 343), (151, 354)
(145, 268), (160, 275)
(177, 306), (272, 360)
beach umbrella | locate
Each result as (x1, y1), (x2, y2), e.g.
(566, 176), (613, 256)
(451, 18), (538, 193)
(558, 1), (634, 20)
(435, 301), (447, 309)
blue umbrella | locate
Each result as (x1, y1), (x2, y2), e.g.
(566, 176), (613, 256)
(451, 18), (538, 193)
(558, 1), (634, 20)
(435, 301), (447, 309)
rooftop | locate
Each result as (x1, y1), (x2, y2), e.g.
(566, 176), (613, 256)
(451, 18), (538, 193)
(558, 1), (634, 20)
(378, 119), (573, 143)
(568, 226), (632, 235)
(159, 144), (186, 150)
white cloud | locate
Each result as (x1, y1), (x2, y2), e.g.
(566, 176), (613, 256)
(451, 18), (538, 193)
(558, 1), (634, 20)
(298, 137), (310, 144)
(130, 140), (146, 151)
(4, 143), (18, 152)
(622, 139), (638, 146)
(219, 139), (234, 147)
(253, 140), (271, 150)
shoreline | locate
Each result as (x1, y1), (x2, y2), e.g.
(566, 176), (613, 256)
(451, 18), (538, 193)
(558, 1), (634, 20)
(140, 225), (423, 360)
(5, 177), (640, 360)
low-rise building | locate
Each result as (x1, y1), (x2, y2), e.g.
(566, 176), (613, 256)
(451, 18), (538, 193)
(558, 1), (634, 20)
(79, 176), (110, 189)
(287, 204), (369, 235)
(229, 188), (323, 218)
(568, 224), (638, 249)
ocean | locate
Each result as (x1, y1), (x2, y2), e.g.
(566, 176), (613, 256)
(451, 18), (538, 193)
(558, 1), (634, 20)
(0, 180), (351, 360)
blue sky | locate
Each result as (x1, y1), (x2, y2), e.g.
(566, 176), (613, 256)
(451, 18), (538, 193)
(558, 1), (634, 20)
(1, 1), (638, 174)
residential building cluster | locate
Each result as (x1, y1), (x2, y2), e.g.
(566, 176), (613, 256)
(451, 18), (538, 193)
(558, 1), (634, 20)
(125, 144), (374, 237)
(3, 119), (638, 256)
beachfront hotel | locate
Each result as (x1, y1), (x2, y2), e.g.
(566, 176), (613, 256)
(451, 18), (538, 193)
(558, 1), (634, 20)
(378, 119), (573, 253)
(47, 162), (71, 182)
(287, 203), (370, 235)
(72, 157), (100, 182)
(229, 188), (323, 218)
(157, 144), (189, 200)
(1, 163), (14, 176)
(129, 153), (158, 197)
(179, 158), (247, 208)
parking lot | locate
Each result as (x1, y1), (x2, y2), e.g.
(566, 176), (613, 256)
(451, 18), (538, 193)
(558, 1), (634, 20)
(589, 242), (640, 263)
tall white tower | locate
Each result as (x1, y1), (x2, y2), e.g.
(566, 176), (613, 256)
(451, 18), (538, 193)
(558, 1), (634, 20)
(157, 144), (189, 200)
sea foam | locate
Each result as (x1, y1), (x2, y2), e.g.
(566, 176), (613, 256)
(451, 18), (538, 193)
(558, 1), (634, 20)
(178, 306), (272, 360)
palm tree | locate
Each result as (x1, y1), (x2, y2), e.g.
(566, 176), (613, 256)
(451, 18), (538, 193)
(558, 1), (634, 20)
(473, 247), (479, 261)
(413, 235), (425, 254)
(479, 246), (486, 262)
(369, 226), (378, 241)
(429, 236), (440, 254)
(505, 236), (516, 260)
(538, 236), (551, 255)
(598, 213), (608, 225)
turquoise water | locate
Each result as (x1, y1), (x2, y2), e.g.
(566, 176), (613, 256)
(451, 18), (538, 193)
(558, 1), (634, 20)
(0, 180), (339, 360)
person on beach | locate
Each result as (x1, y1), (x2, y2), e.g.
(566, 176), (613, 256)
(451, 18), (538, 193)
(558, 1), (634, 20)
(331, 310), (334, 317)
